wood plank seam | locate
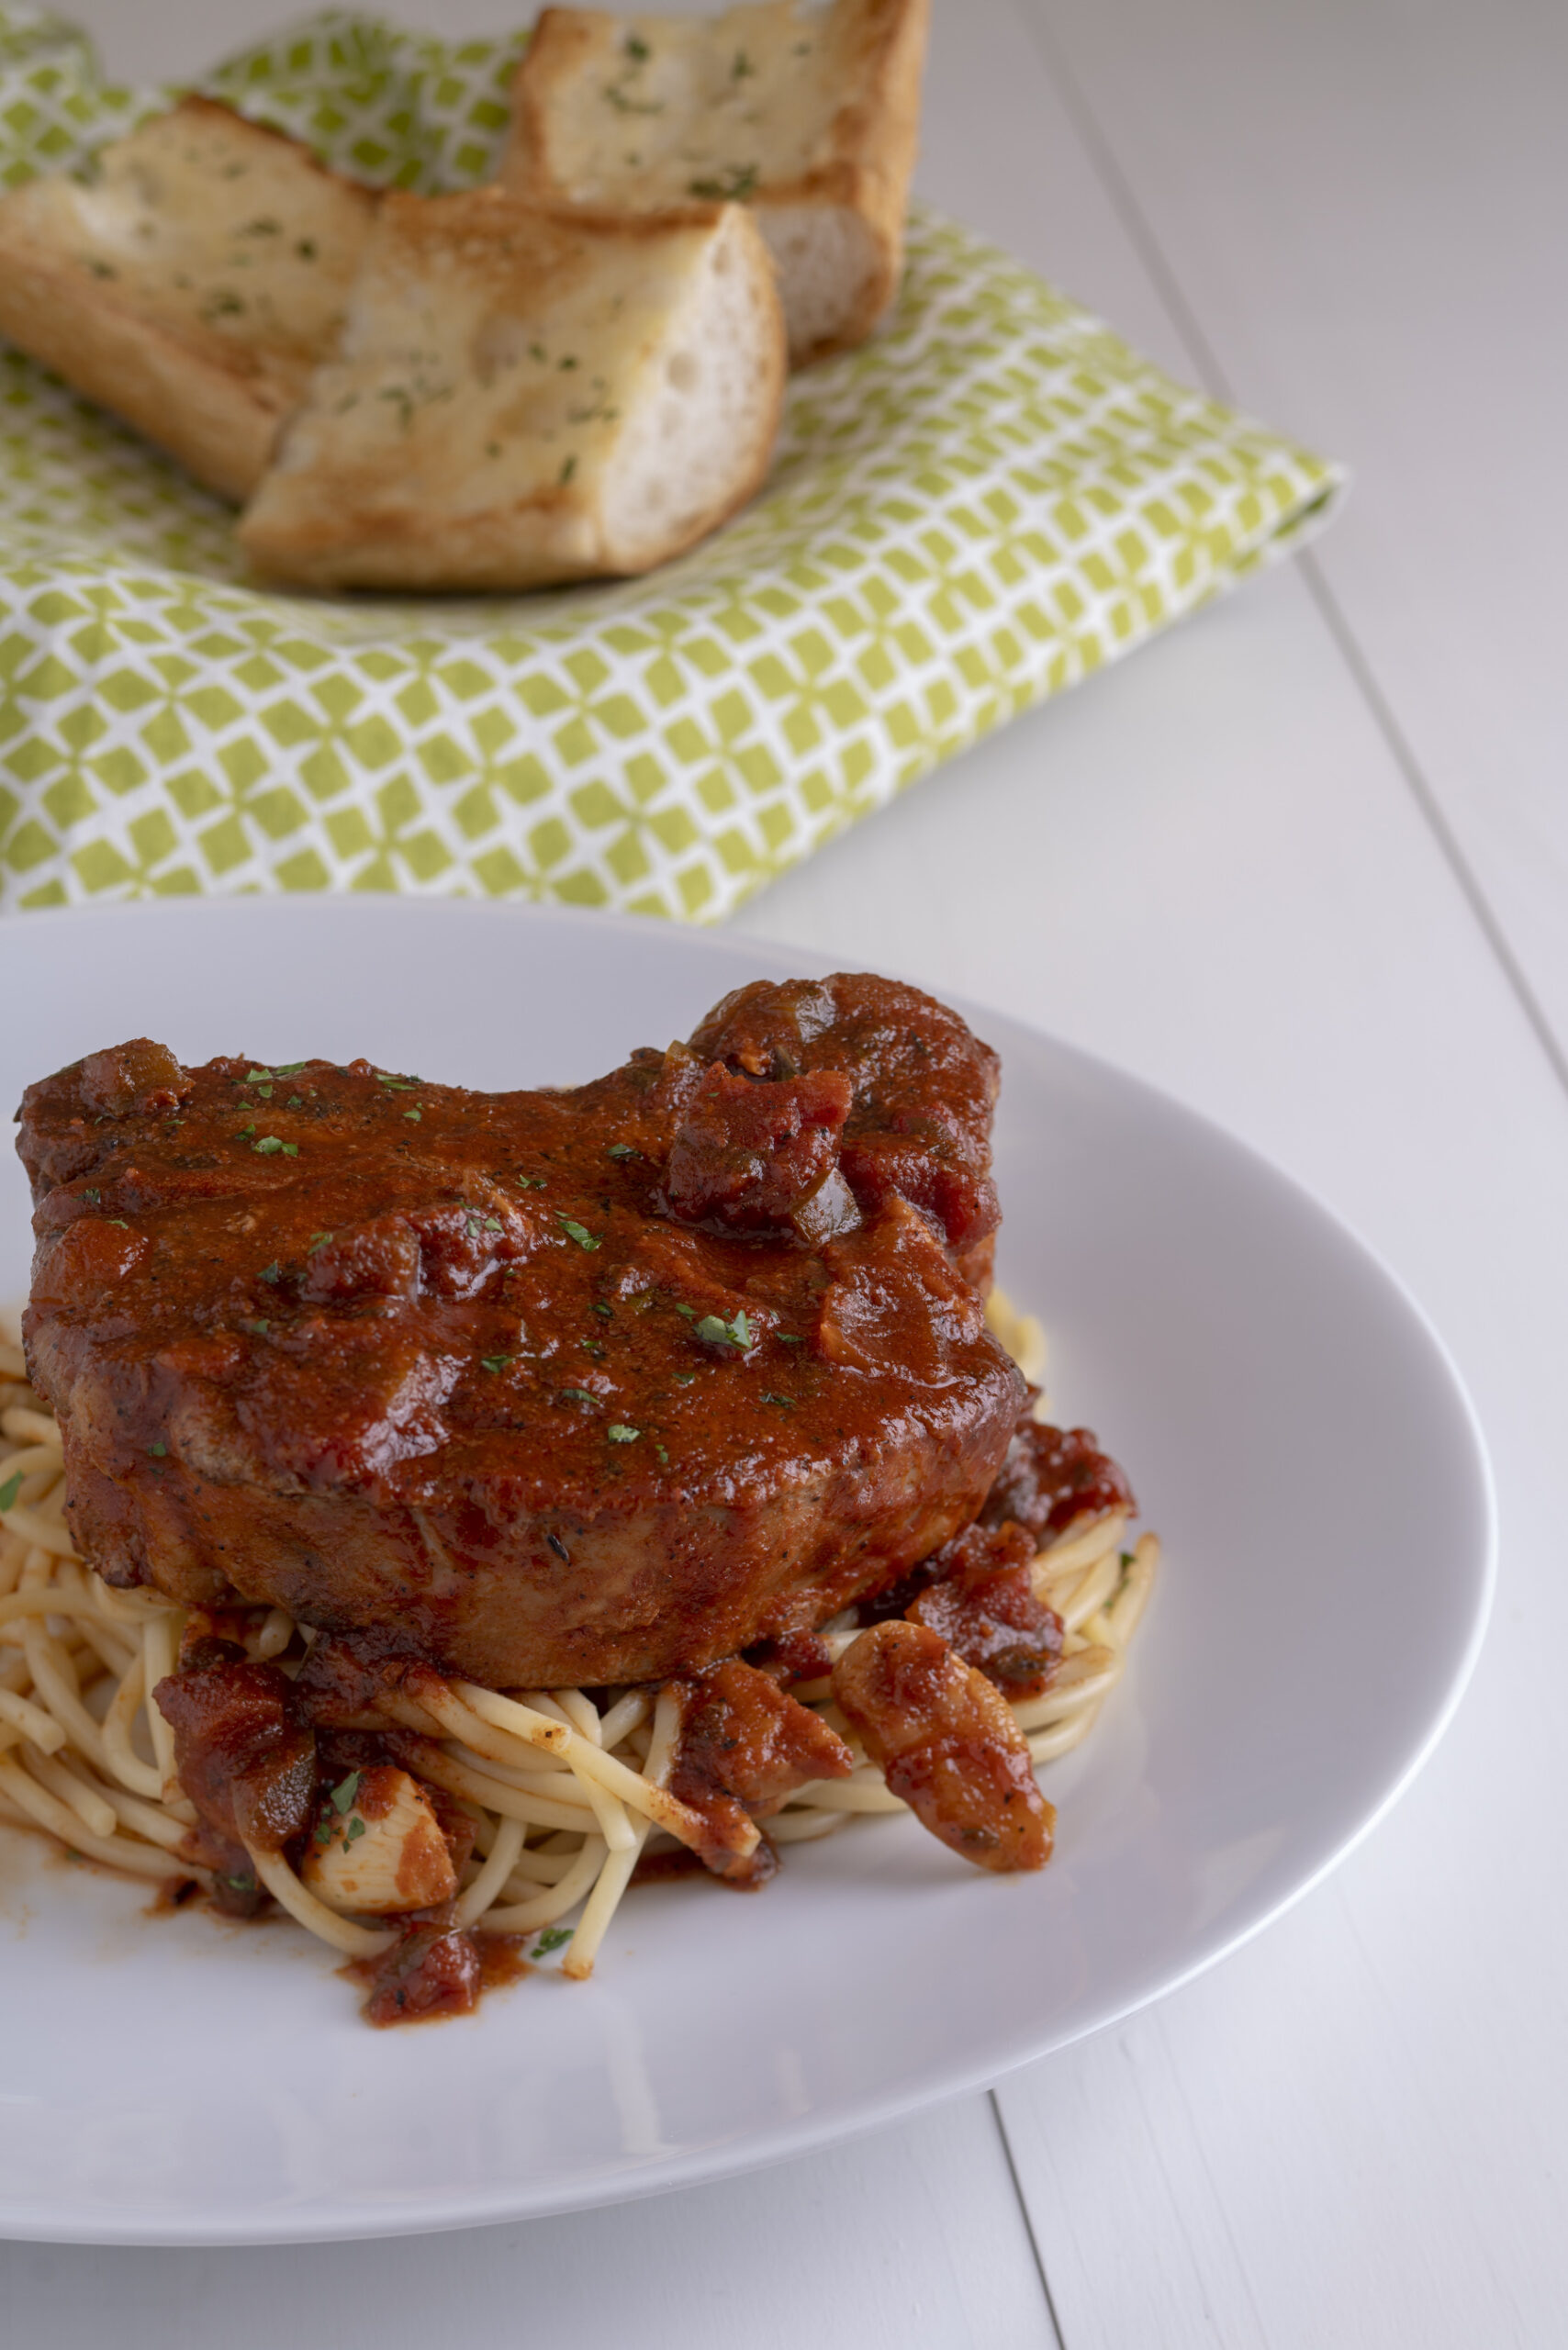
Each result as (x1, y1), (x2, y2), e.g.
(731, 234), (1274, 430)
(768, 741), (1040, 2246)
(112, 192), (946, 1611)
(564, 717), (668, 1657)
(989, 2087), (1069, 2349)
(1007, 0), (1568, 1113)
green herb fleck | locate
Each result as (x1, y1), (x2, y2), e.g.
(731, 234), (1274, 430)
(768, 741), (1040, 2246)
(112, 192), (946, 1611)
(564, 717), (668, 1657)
(759, 1392), (793, 1407)
(606, 1142), (640, 1160)
(308, 1232), (333, 1256)
(623, 32), (649, 60)
(695, 1308), (753, 1352)
(148, 1441), (167, 1459)
(674, 1303), (695, 1318)
(778, 1333), (804, 1345)
(403, 1107), (421, 1122)
(84, 1186), (100, 1203)
(0, 1472), (22, 1513)
(673, 1371), (696, 1385)
(344, 1816), (365, 1847)
(235, 1124), (256, 1139)
(480, 1355), (514, 1374)
(252, 1136), (297, 1157)
(655, 1442), (669, 1464)
(296, 238), (317, 260)
(558, 1387), (598, 1407)
(242, 1318), (270, 1337)
(516, 1174), (548, 1190)
(559, 453), (577, 485)
(260, 1261), (281, 1284)
(557, 1214), (599, 1251)
(330, 1771), (361, 1816)
(607, 1424), (640, 1443)
(592, 1301), (613, 1321)
(106, 1218), (129, 1230)
(688, 163), (757, 201)
(732, 47), (753, 77)
(223, 1871), (257, 1892)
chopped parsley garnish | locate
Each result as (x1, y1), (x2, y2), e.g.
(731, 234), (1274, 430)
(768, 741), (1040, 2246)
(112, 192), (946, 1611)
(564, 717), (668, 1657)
(778, 1333), (804, 1345)
(654, 1443), (669, 1464)
(584, 1340), (606, 1360)
(623, 32), (649, 60)
(695, 1308), (753, 1352)
(260, 1261), (281, 1283)
(330, 1771), (361, 1815)
(516, 1174), (547, 1190)
(606, 1143), (640, 1160)
(403, 1108), (421, 1122)
(559, 453), (577, 486)
(688, 163), (757, 201)
(0, 1472), (22, 1513)
(558, 1387), (598, 1407)
(607, 1424), (640, 1443)
(732, 47), (754, 77)
(252, 1136), (297, 1157)
(344, 1816), (365, 1847)
(84, 1186), (100, 1203)
(674, 1303), (695, 1318)
(673, 1371), (696, 1386)
(235, 1123), (256, 1139)
(591, 1301), (613, 1320)
(480, 1355), (514, 1373)
(557, 1214), (599, 1251)
(759, 1392), (793, 1407)
(286, 1095), (304, 1109)
(308, 1231), (333, 1255)
(532, 1924), (574, 1956)
(106, 1218), (129, 1230)
(148, 1441), (167, 1459)
(242, 1318), (270, 1337)
(223, 1872), (257, 1893)
(375, 1071), (420, 1090)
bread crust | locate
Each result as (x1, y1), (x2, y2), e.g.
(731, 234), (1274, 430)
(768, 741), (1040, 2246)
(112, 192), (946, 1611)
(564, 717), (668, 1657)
(237, 188), (787, 592)
(0, 96), (376, 501)
(503, 0), (930, 364)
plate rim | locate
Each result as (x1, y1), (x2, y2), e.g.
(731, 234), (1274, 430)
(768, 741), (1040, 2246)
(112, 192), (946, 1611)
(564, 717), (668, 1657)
(0, 895), (1497, 2243)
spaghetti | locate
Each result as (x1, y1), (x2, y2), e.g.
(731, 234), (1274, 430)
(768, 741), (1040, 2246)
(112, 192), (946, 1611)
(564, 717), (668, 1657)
(0, 1291), (1159, 1987)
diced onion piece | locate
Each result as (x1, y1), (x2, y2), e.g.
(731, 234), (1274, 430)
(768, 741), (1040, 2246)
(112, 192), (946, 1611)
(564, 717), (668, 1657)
(300, 1765), (457, 1915)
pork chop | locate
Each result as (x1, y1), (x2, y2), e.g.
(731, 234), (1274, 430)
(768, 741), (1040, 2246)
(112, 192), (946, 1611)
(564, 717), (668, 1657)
(17, 974), (1025, 1688)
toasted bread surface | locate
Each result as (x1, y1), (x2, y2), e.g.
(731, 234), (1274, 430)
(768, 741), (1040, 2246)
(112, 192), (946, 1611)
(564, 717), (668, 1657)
(238, 187), (786, 591)
(0, 97), (375, 499)
(502, 0), (929, 363)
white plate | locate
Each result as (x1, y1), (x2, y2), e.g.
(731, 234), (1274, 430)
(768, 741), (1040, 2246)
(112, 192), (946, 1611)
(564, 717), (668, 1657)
(0, 899), (1494, 2245)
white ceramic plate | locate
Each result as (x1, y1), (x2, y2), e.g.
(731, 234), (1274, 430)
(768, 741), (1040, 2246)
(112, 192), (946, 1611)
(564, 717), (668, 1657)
(0, 900), (1494, 2245)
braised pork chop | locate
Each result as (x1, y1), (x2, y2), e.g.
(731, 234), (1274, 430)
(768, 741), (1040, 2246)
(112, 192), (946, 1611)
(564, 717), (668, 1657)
(18, 976), (1025, 1688)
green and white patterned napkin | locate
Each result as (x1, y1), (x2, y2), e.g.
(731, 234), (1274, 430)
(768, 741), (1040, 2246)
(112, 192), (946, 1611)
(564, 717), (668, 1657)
(0, 6), (1342, 920)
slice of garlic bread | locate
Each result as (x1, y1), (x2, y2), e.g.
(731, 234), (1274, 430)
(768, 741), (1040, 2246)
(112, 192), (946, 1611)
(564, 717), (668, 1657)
(237, 188), (786, 592)
(0, 97), (376, 500)
(501, 0), (929, 366)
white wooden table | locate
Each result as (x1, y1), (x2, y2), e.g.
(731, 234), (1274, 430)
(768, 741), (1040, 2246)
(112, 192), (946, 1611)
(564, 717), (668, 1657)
(7, 1), (1566, 2339)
